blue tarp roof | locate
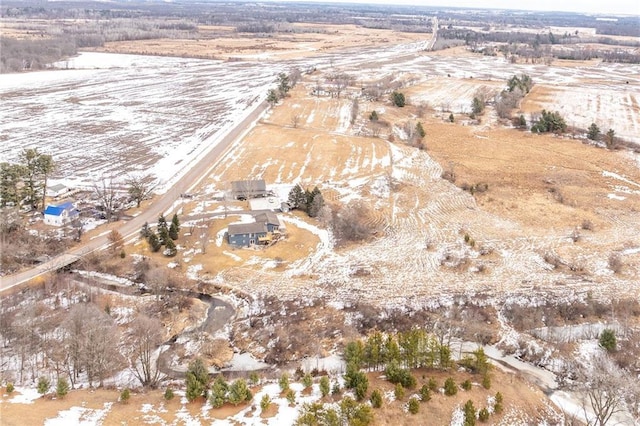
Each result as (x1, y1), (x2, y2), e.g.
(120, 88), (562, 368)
(44, 202), (75, 216)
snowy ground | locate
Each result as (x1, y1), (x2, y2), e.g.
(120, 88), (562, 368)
(0, 52), (280, 192)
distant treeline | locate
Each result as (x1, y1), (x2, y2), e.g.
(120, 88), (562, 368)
(0, 37), (76, 73)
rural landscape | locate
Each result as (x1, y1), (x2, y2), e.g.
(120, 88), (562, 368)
(1, 0), (639, 425)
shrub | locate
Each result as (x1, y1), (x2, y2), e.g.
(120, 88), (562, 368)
(408, 397), (420, 414)
(482, 374), (491, 389)
(37, 377), (50, 396)
(302, 373), (313, 389)
(462, 379), (472, 391)
(6, 383), (14, 394)
(449, 113), (455, 123)
(394, 383), (405, 400)
(494, 392), (504, 413)
(427, 378), (438, 391)
(599, 329), (617, 352)
(420, 384), (431, 402)
(608, 253), (623, 274)
(478, 407), (490, 422)
(319, 376), (330, 397)
(164, 388), (174, 401)
(279, 373), (290, 393)
(464, 400), (477, 426)
(120, 388), (131, 404)
(249, 372), (260, 386)
(385, 361), (417, 388)
(444, 377), (458, 396)
(391, 91), (406, 107)
(369, 110), (379, 121)
(286, 389), (296, 405)
(228, 379), (252, 406)
(260, 394), (271, 411)
(370, 389), (383, 408)
(210, 376), (229, 408)
(332, 382), (341, 395)
(56, 378), (70, 398)
(531, 110), (567, 134)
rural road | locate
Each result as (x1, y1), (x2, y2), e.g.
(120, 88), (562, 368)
(0, 100), (270, 293)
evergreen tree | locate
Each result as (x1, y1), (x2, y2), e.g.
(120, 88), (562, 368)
(164, 388), (174, 400)
(287, 184), (306, 210)
(463, 399), (477, 426)
(391, 91), (406, 107)
(599, 329), (617, 352)
(369, 110), (379, 121)
(164, 238), (177, 257)
(605, 128), (616, 149)
(171, 213), (180, 234)
(420, 384), (431, 402)
(415, 122), (426, 138)
(587, 123), (601, 141)
(267, 89), (279, 105)
(478, 407), (490, 422)
(37, 377), (50, 395)
(56, 378), (70, 398)
(370, 389), (383, 408)
(307, 187), (324, 218)
(302, 373), (313, 389)
(140, 222), (151, 239)
(444, 377), (458, 396)
(168, 222), (179, 241)
(449, 113), (455, 123)
(147, 231), (162, 252)
(408, 397), (420, 414)
(120, 388), (131, 404)
(158, 226), (170, 246)
(210, 376), (229, 408)
(279, 373), (290, 393)
(185, 358), (209, 402)
(277, 72), (291, 98)
(394, 383), (405, 400)
(157, 214), (168, 232)
(319, 376), (330, 398)
(472, 97), (485, 115)
(0, 162), (26, 207)
(260, 394), (271, 411)
(228, 379), (252, 406)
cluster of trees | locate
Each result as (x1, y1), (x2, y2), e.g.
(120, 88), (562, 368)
(495, 74), (533, 120)
(184, 358), (253, 406)
(343, 329), (455, 373)
(287, 185), (324, 218)
(531, 110), (567, 134)
(1, 37), (77, 73)
(296, 397), (373, 425)
(587, 123), (618, 149)
(1, 148), (55, 210)
(140, 213), (180, 256)
(267, 69), (301, 104)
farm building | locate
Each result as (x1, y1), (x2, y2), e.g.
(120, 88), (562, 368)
(46, 183), (70, 198)
(231, 179), (268, 200)
(228, 212), (281, 247)
(43, 202), (78, 226)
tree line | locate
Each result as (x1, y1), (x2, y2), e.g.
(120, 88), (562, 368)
(0, 148), (55, 210)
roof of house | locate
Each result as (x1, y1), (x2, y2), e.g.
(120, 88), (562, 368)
(48, 183), (68, 192)
(44, 202), (75, 216)
(231, 179), (267, 193)
(254, 212), (280, 226)
(228, 222), (268, 236)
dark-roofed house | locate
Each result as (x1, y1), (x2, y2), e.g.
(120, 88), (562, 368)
(254, 212), (280, 232)
(227, 222), (269, 247)
(231, 179), (267, 200)
(227, 212), (283, 247)
(43, 202), (78, 226)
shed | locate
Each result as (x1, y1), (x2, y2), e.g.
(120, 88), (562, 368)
(46, 183), (70, 198)
(227, 222), (269, 247)
(231, 179), (267, 200)
(43, 202), (78, 226)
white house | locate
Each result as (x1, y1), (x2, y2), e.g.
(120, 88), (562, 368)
(43, 202), (78, 226)
(46, 183), (70, 198)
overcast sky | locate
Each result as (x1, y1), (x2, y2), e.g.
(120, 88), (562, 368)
(273, 0), (639, 16)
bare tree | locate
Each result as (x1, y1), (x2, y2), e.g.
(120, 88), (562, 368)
(93, 176), (120, 222)
(328, 72), (353, 98)
(108, 229), (124, 253)
(350, 97), (359, 125)
(126, 173), (157, 208)
(291, 113), (301, 128)
(577, 353), (632, 426)
(127, 314), (164, 388)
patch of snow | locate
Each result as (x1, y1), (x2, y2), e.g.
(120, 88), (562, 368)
(607, 193), (626, 200)
(44, 402), (113, 425)
(7, 387), (41, 404)
(186, 264), (203, 280)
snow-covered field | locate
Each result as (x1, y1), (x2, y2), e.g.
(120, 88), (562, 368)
(0, 52), (279, 191)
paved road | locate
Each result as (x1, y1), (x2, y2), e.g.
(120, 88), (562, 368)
(0, 101), (270, 293)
